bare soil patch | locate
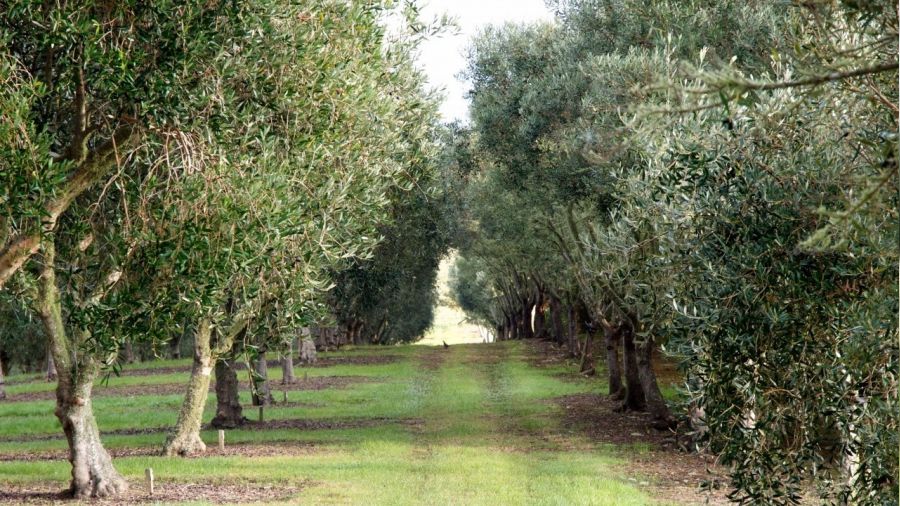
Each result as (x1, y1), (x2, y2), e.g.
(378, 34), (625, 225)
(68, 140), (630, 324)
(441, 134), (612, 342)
(116, 354), (401, 378)
(0, 441), (322, 462)
(0, 480), (304, 504)
(6, 375), (375, 403)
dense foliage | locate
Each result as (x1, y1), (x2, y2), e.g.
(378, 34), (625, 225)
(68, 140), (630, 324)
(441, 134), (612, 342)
(451, 0), (897, 503)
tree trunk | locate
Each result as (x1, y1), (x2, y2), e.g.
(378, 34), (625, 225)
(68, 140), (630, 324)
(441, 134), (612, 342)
(621, 324), (645, 410)
(281, 339), (295, 384)
(549, 296), (564, 344)
(38, 239), (126, 497)
(579, 329), (596, 375)
(566, 304), (578, 357)
(521, 301), (534, 339)
(162, 320), (213, 456)
(604, 325), (625, 400)
(634, 331), (674, 428)
(210, 358), (245, 429)
(45, 344), (58, 381)
(251, 350), (273, 406)
(169, 322), (187, 359)
(122, 341), (135, 364)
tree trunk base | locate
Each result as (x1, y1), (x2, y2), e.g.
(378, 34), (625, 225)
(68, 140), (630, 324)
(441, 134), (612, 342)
(58, 403), (128, 498)
(162, 432), (207, 457)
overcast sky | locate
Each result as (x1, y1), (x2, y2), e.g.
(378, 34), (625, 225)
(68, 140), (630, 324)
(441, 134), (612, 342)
(416, 0), (554, 123)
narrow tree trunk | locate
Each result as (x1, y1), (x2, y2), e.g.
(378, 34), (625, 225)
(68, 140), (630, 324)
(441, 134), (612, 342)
(251, 350), (273, 406)
(579, 330), (595, 375)
(38, 239), (126, 497)
(162, 320), (213, 456)
(46, 346), (58, 382)
(566, 304), (578, 357)
(605, 325), (624, 400)
(210, 358), (245, 429)
(169, 323), (187, 359)
(281, 340), (295, 384)
(550, 296), (564, 344)
(521, 301), (534, 339)
(122, 341), (135, 364)
(621, 324), (645, 410)
(634, 331), (674, 428)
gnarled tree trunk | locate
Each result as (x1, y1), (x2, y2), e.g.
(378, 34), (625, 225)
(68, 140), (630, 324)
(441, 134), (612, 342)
(39, 239), (127, 498)
(633, 328), (673, 428)
(579, 329), (596, 376)
(621, 324), (645, 410)
(521, 301), (534, 339)
(162, 320), (213, 456)
(533, 292), (546, 339)
(46, 347), (58, 382)
(549, 295), (564, 344)
(210, 358), (245, 429)
(604, 325), (624, 399)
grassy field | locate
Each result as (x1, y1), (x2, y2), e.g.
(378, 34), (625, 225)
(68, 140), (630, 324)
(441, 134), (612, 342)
(0, 341), (721, 505)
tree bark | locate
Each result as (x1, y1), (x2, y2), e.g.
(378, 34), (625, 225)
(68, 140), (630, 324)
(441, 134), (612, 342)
(251, 350), (274, 406)
(122, 341), (135, 364)
(621, 324), (645, 410)
(210, 358), (245, 429)
(521, 300), (534, 339)
(46, 346), (58, 382)
(579, 329), (596, 376)
(566, 304), (578, 357)
(634, 331), (674, 428)
(604, 325), (625, 400)
(281, 338), (295, 384)
(549, 295), (564, 344)
(38, 239), (127, 497)
(162, 320), (213, 456)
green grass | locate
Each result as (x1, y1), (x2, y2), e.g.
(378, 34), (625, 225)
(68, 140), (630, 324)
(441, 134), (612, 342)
(0, 341), (688, 505)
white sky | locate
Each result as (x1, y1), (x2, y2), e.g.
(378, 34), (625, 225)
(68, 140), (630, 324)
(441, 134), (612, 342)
(416, 1), (554, 123)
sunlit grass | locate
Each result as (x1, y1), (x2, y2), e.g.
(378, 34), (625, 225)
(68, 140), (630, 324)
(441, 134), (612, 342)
(0, 341), (678, 505)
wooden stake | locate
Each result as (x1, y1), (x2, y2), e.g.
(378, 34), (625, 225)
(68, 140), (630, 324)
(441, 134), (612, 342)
(283, 390), (287, 403)
(259, 406), (264, 422)
(218, 429), (225, 450)
(145, 468), (154, 496)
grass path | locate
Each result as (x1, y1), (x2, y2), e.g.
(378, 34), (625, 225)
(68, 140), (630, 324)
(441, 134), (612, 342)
(0, 342), (720, 505)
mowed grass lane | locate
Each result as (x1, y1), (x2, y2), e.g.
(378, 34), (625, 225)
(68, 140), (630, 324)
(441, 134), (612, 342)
(0, 342), (688, 505)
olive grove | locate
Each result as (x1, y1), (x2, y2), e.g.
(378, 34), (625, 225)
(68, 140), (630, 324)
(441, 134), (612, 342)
(449, 0), (897, 503)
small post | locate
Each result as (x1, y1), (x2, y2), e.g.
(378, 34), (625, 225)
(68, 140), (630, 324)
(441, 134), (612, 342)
(218, 429), (225, 451)
(283, 390), (287, 403)
(304, 371), (308, 381)
(259, 405), (264, 422)
(145, 467), (154, 496)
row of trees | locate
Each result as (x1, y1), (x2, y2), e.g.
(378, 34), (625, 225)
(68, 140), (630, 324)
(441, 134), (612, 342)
(0, 0), (447, 498)
(449, 0), (897, 503)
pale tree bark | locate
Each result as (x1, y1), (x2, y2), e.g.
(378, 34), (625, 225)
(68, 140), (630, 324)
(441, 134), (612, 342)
(210, 357), (244, 429)
(281, 339), (295, 384)
(163, 300), (261, 456)
(38, 238), (127, 498)
(251, 348), (274, 406)
(162, 319), (213, 456)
